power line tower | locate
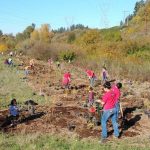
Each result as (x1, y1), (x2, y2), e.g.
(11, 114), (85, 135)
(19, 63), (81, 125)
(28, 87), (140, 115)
(123, 10), (129, 26)
(98, 0), (110, 28)
(64, 16), (74, 31)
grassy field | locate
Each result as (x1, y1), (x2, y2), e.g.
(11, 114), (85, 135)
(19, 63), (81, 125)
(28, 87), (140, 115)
(0, 132), (150, 150)
(0, 56), (45, 109)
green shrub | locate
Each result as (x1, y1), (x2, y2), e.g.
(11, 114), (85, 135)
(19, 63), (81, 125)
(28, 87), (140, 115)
(59, 51), (76, 62)
(100, 27), (122, 42)
(67, 32), (76, 43)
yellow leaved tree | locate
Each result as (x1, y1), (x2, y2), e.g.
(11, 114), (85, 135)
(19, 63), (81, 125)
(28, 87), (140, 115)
(0, 44), (8, 52)
(31, 24), (54, 43)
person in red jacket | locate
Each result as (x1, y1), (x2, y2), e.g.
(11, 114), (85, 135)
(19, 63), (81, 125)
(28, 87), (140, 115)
(62, 72), (71, 89)
(86, 70), (96, 87)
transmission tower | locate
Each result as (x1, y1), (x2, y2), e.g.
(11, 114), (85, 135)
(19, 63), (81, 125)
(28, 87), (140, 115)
(64, 16), (74, 31)
(98, 0), (110, 28)
(123, 11), (129, 26)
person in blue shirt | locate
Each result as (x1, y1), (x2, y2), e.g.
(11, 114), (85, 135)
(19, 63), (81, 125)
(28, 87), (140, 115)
(9, 99), (19, 125)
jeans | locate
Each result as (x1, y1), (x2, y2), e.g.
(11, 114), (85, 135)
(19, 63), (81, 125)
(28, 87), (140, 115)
(115, 102), (120, 120)
(89, 77), (95, 87)
(101, 108), (119, 138)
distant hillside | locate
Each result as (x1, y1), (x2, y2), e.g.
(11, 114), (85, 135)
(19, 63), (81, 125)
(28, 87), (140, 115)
(122, 0), (150, 39)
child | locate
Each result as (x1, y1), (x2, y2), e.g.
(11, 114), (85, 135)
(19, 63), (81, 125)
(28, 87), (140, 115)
(8, 58), (13, 66)
(88, 87), (94, 106)
(24, 66), (30, 77)
(29, 59), (35, 70)
(62, 72), (71, 89)
(9, 99), (19, 125)
(101, 66), (108, 83)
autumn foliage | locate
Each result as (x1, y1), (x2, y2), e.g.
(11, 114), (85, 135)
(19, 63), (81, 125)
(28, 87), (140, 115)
(0, 1), (150, 81)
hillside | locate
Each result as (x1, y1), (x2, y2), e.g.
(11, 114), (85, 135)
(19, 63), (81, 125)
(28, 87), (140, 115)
(122, 0), (150, 38)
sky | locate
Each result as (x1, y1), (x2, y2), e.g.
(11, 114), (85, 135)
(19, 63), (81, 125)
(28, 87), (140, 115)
(0, 0), (139, 35)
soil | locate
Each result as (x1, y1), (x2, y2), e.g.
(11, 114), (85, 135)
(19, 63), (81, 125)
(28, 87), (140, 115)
(0, 56), (150, 139)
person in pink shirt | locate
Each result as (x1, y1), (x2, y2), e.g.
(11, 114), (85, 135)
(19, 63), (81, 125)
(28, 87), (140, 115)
(112, 82), (122, 119)
(86, 70), (96, 87)
(62, 72), (71, 89)
(96, 81), (119, 143)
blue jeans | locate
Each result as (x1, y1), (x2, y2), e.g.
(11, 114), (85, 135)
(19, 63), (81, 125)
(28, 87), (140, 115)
(101, 108), (119, 138)
(115, 102), (120, 120)
(89, 77), (95, 87)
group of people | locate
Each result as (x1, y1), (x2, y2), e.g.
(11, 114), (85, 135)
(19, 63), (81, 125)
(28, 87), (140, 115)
(62, 66), (109, 89)
(86, 66), (109, 87)
(86, 78), (122, 143)
(62, 66), (122, 143)
(4, 53), (121, 142)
